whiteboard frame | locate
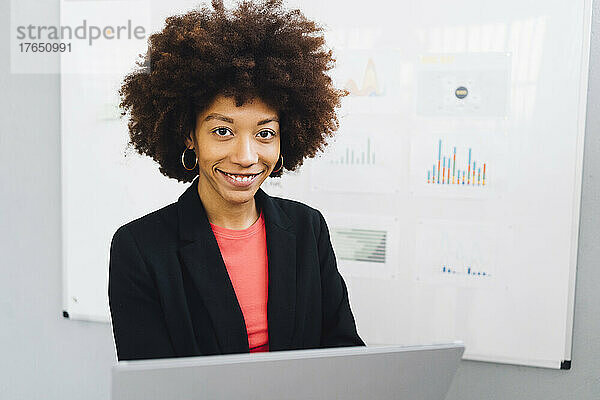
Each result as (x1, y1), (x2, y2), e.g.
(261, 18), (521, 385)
(562, 0), (592, 369)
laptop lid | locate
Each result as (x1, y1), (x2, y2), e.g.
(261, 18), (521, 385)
(112, 342), (465, 400)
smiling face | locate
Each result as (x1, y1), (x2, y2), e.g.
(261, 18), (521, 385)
(186, 94), (281, 208)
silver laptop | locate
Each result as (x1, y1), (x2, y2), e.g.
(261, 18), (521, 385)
(112, 342), (465, 400)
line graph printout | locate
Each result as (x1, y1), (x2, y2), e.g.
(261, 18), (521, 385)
(310, 115), (401, 194)
(409, 131), (505, 199)
(328, 47), (405, 115)
(324, 213), (400, 279)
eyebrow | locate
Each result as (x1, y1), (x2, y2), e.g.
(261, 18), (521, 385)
(204, 113), (279, 126)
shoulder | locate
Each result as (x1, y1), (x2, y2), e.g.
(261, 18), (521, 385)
(266, 194), (326, 233)
(111, 202), (178, 247)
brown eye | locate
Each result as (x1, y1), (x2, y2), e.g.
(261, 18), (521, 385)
(212, 127), (232, 137)
(257, 130), (275, 139)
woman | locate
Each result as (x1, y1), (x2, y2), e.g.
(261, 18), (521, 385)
(109, 0), (365, 361)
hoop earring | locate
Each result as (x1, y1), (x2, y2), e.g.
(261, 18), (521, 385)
(181, 146), (198, 170)
(272, 155), (284, 173)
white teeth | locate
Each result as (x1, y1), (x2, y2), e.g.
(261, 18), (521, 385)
(223, 171), (257, 182)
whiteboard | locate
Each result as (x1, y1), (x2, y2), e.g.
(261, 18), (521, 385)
(61, 0), (591, 369)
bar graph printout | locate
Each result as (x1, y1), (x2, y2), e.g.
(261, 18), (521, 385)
(415, 219), (498, 288)
(310, 114), (400, 194)
(324, 213), (400, 279)
(409, 132), (505, 199)
(427, 140), (487, 187)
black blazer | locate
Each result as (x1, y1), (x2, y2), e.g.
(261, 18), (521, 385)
(108, 177), (365, 361)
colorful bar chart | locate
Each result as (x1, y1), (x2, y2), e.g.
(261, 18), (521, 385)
(427, 140), (487, 187)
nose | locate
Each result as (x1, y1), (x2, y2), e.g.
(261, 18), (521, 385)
(231, 134), (259, 167)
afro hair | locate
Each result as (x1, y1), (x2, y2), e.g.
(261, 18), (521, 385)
(118, 0), (347, 182)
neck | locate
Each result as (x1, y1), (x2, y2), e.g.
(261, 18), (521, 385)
(197, 180), (260, 230)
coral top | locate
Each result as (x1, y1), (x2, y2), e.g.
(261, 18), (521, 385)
(209, 210), (269, 353)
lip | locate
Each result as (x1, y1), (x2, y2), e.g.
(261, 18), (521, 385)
(217, 169), (263, 188)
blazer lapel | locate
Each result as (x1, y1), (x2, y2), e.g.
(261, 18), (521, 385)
(177, 178), (249, 354)
(255, 188), (297, 351)
(176, 177), (297, 354)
